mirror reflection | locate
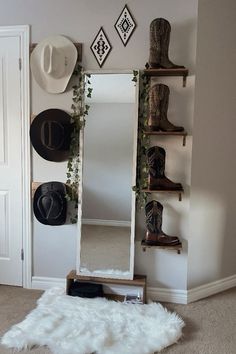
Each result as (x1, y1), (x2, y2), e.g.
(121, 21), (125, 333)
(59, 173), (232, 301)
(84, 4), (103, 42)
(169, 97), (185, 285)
(78, 72), (137, 279)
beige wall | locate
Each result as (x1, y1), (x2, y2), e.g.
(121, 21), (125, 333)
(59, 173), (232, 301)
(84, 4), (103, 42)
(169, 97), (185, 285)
(0, 0), (198, 289)
(188, 0), (236, 288)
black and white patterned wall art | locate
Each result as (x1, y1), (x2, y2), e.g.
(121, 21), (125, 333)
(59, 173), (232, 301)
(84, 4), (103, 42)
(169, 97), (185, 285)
(115, 5), (136, 46)
(90, 27), (112, 67)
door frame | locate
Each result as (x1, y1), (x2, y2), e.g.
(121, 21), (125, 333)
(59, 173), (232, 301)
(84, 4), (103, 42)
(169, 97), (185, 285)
(0, 25), (31, 288)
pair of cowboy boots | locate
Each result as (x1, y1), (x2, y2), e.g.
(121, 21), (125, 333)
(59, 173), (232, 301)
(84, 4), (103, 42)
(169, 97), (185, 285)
(146, 146), (182, 191)
(149, 18), (185, 69)
(147, 83), (184, 132)
(144, 200), (181, 246)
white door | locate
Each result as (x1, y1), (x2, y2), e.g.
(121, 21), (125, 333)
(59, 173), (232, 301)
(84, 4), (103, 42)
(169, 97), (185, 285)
(0, 35), (23, 285)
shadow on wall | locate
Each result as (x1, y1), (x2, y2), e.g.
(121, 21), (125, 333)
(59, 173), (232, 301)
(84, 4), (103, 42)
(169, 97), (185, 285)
(134, 241), (187, 289)
(221, 197), (236, 278)
(167, 84), (194, 135)
(189, 187), (236, 287)
(170, 18), (197, 73)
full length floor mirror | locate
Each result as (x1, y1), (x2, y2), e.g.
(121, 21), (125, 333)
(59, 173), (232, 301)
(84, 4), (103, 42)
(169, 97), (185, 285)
(76, 71), (139, 279)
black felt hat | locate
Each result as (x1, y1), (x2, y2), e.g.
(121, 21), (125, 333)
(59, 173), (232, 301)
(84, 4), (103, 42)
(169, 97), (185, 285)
(33, 182), (67, 225)
(30, 109), (72, 162)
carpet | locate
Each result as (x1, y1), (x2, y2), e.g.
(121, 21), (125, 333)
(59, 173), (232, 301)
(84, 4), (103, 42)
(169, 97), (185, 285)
(1, 287), (184, 354)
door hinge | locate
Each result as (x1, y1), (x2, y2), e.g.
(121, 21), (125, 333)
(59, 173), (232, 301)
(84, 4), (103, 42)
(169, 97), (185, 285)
(19, 58), (22, 70)
(21, 249), (24, 261)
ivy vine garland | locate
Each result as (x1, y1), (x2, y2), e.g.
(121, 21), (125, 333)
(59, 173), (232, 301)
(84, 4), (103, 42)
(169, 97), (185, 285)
(65, 63), (92, 223)
(133, 70), (151, 209)
(66, 67), (149, 221)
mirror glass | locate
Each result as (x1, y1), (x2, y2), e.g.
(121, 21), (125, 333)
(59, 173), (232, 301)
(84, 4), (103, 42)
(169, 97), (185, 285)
(77, 72), (138, 279)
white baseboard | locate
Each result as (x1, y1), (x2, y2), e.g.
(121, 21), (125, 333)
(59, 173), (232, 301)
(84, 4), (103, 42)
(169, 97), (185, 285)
(147, 287), (187, 304)
(187, 274), (236, 303)
(148, 274), (236, 304)
(32, 276), (66, 290)
(32, 274), (236, 304)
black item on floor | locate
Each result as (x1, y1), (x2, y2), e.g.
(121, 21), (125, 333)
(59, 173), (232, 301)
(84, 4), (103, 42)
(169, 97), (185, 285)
(69, 281), (104, 298)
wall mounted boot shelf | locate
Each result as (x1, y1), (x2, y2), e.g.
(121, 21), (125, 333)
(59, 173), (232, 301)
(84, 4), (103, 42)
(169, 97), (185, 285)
(144, 130), (187, 146)
(141, 240), (182, 254)
(143, 68), (189, 87)
(142, 188), (183, 201)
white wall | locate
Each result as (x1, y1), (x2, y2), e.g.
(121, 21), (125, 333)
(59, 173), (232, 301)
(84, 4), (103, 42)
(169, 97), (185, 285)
(188, 0), (236, 288)
(0, 0), (198, 288)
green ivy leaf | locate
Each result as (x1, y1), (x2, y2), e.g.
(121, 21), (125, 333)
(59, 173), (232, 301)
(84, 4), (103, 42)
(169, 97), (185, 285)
(67, 66), (93, 210)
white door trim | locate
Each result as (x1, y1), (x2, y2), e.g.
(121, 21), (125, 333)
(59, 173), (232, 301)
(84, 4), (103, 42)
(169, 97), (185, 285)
(0, 25), (31, 288)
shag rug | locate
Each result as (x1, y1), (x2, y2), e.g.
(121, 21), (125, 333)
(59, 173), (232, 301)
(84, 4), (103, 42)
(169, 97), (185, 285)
(1, 287), (184, 354)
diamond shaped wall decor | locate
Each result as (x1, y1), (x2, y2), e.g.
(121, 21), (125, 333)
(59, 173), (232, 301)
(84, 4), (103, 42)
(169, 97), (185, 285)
(115, 5), (136, 46)
(90, 27), (112, 68)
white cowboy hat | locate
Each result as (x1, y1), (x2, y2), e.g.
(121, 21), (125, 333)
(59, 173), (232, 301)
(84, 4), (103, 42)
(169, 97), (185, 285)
(30, 35), (78, 94)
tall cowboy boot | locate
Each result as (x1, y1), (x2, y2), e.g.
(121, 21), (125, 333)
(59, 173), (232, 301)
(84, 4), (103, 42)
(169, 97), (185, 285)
(149, 18), (184, 69)
(147, 84), (162, 131)
(159, 84), (184, 131)
(145, 200), (181, 246)
(147, 84), (184, 132)
(147, 146), (182, 190)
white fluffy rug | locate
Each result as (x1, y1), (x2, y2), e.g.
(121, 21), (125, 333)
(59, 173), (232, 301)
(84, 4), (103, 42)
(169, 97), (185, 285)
(1, 287), (184, 354)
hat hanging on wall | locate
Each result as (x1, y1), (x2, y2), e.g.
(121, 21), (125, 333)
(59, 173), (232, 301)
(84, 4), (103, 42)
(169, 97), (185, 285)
(30, 35), (78, 93)
(33, 182), (67, 226)
(30, 108), (72, 162)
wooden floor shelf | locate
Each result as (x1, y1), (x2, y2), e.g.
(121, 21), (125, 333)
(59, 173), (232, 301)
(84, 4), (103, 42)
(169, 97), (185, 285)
(66, 270), (147, 303)
(141, 240), (182, 254)
(142, 188), (183, 201)
(143, 68), (189, 87)
(144, 130), (187, 146)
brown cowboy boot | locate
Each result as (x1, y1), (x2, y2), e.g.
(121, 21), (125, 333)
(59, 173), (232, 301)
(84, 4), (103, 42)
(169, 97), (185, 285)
(145, 200), (181, 245)
(147, 84), (162, 131)
(159, 84), (184, 131)
(147, 146), (182, 190)
(149, 18), (184, 69)
(147, 84), (184, 132)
